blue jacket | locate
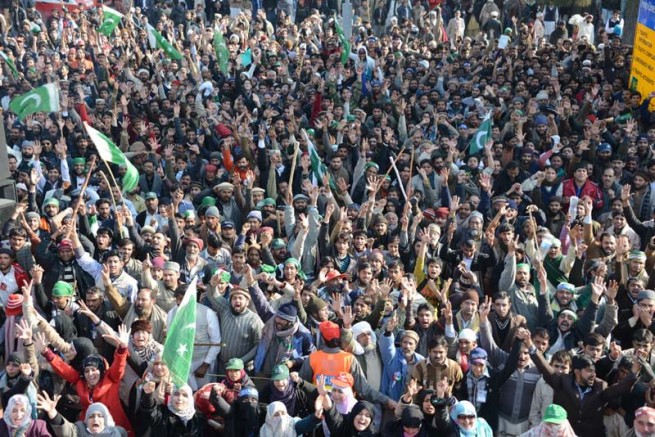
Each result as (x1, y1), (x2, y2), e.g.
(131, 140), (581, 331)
(380, 332), (424, 401)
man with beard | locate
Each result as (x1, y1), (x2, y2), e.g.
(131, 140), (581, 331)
(138, 160), (163, 197)
(204, 273), (264, 374)
(539, 276), (609, 354)
(499, 241), (540, 331)
(106, 281), (168, 344)
(528, 336), (639, 437)
(0, 248), (29, 306)
(256, 198), (278, 229)
(343, 319), (383, 392)
(69, 157), (89, 190)
(141, 258), (182, 312)
(615, 289), (655, 347)
(214, 182), (244, 230)
(137, 192), (165, 230)
(380, 317), (424, 401)
(630, 406), (655, 437)
(488, 292), (527, 353)
(71, 231), (138, 303)
(248, 266), (314, 376)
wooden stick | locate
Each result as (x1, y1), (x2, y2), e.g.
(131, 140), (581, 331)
(405, 146), (416, 200)
(382, 144), (407, 180)
(98, 166), (118, 212)
(71, 155), (97, 220)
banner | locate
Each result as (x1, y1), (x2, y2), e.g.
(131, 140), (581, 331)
(630, 0), (655, 110)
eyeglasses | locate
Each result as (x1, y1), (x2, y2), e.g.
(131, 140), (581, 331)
(457, 415), (476, 420)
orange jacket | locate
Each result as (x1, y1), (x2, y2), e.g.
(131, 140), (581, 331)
(308, 350), (355, 386)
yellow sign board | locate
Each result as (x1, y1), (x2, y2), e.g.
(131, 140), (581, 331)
(631, 0), (655, 106)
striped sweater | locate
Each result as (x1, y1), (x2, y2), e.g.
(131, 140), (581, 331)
(203, 290), (263, 367)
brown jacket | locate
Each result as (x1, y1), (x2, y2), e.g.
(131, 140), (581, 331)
(489, 312), (527, 353)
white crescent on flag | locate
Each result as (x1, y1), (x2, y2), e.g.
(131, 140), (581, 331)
(475, 131), (486, 150)
(20, 94), (42, 111)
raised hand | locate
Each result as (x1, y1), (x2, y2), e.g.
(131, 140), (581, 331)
(342, 305), (355, 329)
(34, 332), (48, 355)
(479, 295), (492, 321)
(36, 391), (61, 419)
(15, 319), (33, 344)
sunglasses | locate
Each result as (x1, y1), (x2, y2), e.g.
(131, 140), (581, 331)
(457, 415), (476, 420)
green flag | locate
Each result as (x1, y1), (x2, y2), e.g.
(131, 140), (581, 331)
(334, 18), (351, 65)
(83, 122), (139, 193)
(162, 277), (197, 387)
(9, 83), (60, 120)
(147, 24), (183, 61)
(0, 51), (19, 78)
(304, 129), (337, 191)
(468, 113), (492, 155)
(213, 29), (229, 75)
(98, 6), (124, 36)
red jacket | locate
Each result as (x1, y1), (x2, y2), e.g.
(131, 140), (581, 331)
(45, 346), (134, 436)
(561, 178), (604, 210)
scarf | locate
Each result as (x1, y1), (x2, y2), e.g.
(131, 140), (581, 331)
(544, 255), (568, 288)
(259, 402), (298, 437)
(167, 385), (196, 425)
(4, 394), (32, 437)
(130, 338), (162, 362)
(83, 402), (124, 436)
(4, 315), (21, 360)
(255, 318), (299, 374)
(269, 379), (297, 415)
(450, 401), (493, 437)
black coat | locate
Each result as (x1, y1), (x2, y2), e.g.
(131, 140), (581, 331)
(138, 392), (207, 437)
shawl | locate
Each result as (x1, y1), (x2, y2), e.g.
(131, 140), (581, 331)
(3, 394), (32, 437)
(167, 385), (196, 425)
(269, 379), (297, 416)
(259, 402), (298, 437)
(255, 318), (299, 374)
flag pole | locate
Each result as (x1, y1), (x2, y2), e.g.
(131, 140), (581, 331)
(71, 155), (97, 220)
(97, 153), (124, 212)
(405, 146), (415, 201)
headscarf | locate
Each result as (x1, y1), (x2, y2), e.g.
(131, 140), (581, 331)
(345, 401), (377, 436)
(269, 378), (297, 415)
(84, 402), (124, 436)
(167, 385), (196, 425)
(137, 353), (170, 405)
(450, 401), (493, 437)
(333, 386), (357, 415)
(523, 420), (577, 437)
(3, 394), (32, 437)
(52, 314), (78, 343)
(69, 337), (98, 372)
(259, 401), (298, 437)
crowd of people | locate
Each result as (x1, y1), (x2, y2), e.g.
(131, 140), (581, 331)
(0, 0), (653, 435)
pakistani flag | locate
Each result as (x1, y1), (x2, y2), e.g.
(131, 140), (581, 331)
(83, 122), (139, 192)
(98, 6), (124, 36)
(0, 51), (19, 78)
(304, 130), (337, 191)
(468, 112), (492, 155)
(213, 29), (229, 75)
(334, 18), (351, 65)
(9, 83), (60, 120)
(147, 25), (183, 61)
(162, 277), (197, 387)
